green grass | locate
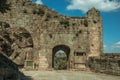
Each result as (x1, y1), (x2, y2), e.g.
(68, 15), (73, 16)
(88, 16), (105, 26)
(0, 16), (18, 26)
(26, 61), (33, 66)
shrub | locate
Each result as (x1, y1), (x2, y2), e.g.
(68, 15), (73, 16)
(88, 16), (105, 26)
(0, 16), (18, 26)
(59, 19), (70, 28)
(84, 19), (88, 27)
(32, 8), (45, 16)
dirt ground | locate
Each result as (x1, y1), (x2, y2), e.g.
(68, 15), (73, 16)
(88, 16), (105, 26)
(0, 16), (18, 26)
(23, 70), (120, 80)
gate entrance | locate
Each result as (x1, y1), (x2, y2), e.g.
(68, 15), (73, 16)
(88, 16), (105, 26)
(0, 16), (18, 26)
(52, 45), (70, 70)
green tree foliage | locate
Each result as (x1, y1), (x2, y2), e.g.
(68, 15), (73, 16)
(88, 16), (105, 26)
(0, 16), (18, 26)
(54, 57), (67, 70)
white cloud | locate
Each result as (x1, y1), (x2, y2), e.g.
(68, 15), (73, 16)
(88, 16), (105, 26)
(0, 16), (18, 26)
(111, 41), (120, 48)
(112, 45), (120, 48)
(67, 0), (120, 12)
(35, 0), (43, 5)
(104, 45), (107, 48)
(115, 41), (120, 45)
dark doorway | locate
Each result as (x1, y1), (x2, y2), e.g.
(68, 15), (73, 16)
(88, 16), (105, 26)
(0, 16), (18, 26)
(52, 45), (70, 70)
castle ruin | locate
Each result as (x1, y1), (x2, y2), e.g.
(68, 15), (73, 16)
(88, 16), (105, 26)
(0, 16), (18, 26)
(0, 0), (103, 70)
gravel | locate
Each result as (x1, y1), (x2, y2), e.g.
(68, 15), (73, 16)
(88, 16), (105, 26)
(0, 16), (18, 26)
(23, 71), (120, 80)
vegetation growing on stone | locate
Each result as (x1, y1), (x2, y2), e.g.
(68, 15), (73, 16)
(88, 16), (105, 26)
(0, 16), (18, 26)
(23, 9), (27, 13)
(59, 19), (70, 28)
(32, 7), (45, 16)
(84, 19), (88, 27)
(72, 23), (76, 26)
(54, 56), (67, 70)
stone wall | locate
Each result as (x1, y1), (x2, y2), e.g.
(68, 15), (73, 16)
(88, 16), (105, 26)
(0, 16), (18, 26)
(88, 54), (120, 76)
(0, 0), (103, 70)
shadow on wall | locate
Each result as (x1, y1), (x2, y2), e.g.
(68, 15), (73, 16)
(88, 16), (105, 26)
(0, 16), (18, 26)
(0, 53), (33, 80)
(0, 0), (11, 13)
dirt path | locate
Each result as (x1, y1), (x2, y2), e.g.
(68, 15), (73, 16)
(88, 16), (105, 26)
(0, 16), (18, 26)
(23, 71), (120, 80)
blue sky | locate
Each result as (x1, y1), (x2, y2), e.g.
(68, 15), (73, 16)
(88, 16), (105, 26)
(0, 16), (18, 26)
(32, 0), (120, 53)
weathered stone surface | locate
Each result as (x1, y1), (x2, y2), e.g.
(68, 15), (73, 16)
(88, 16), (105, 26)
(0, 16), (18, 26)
(0, 21), (33, 67)
(0, 0), (103, 70)
(38, 55), (49, 70)
(88, 54), (120, 76)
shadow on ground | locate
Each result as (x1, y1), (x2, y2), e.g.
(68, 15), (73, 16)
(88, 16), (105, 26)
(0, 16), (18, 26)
(0, 53), (33, 80)
(23, 76), (33, 80)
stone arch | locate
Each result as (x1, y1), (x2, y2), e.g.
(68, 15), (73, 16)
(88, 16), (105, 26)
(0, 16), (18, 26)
(10, 27), (34, 48)
(0, 23), (34, 67)
(8, 27), (34, 66)
(52, 45), (70, 69)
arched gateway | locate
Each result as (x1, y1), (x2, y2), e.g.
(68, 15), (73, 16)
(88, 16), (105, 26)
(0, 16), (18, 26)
(36, 8), (103, 70)
(52, 45), (70, 70)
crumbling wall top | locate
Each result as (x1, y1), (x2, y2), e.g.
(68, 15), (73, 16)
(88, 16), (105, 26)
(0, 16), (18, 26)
(87, 7), (100, 18)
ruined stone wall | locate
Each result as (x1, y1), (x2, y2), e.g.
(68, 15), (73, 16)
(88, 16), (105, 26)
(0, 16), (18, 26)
(88, 54), (120, 76)
(0, 0), (103, 70)
(87, 8), (103, 57)
(40, 17), (90, 68)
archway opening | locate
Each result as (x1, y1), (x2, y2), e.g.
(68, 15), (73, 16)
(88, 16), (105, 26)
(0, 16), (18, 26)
(9, 27), (34, 68)
(52, 45), (70, 70)
(54, 50), (67, 70)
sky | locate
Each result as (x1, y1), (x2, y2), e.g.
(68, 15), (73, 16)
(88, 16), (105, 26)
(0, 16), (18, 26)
(32, 0), (120, 53)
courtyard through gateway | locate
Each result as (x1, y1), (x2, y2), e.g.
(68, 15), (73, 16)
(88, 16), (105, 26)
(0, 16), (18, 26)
(52, 45), (70, 70)
(23, 71), (120, 80)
